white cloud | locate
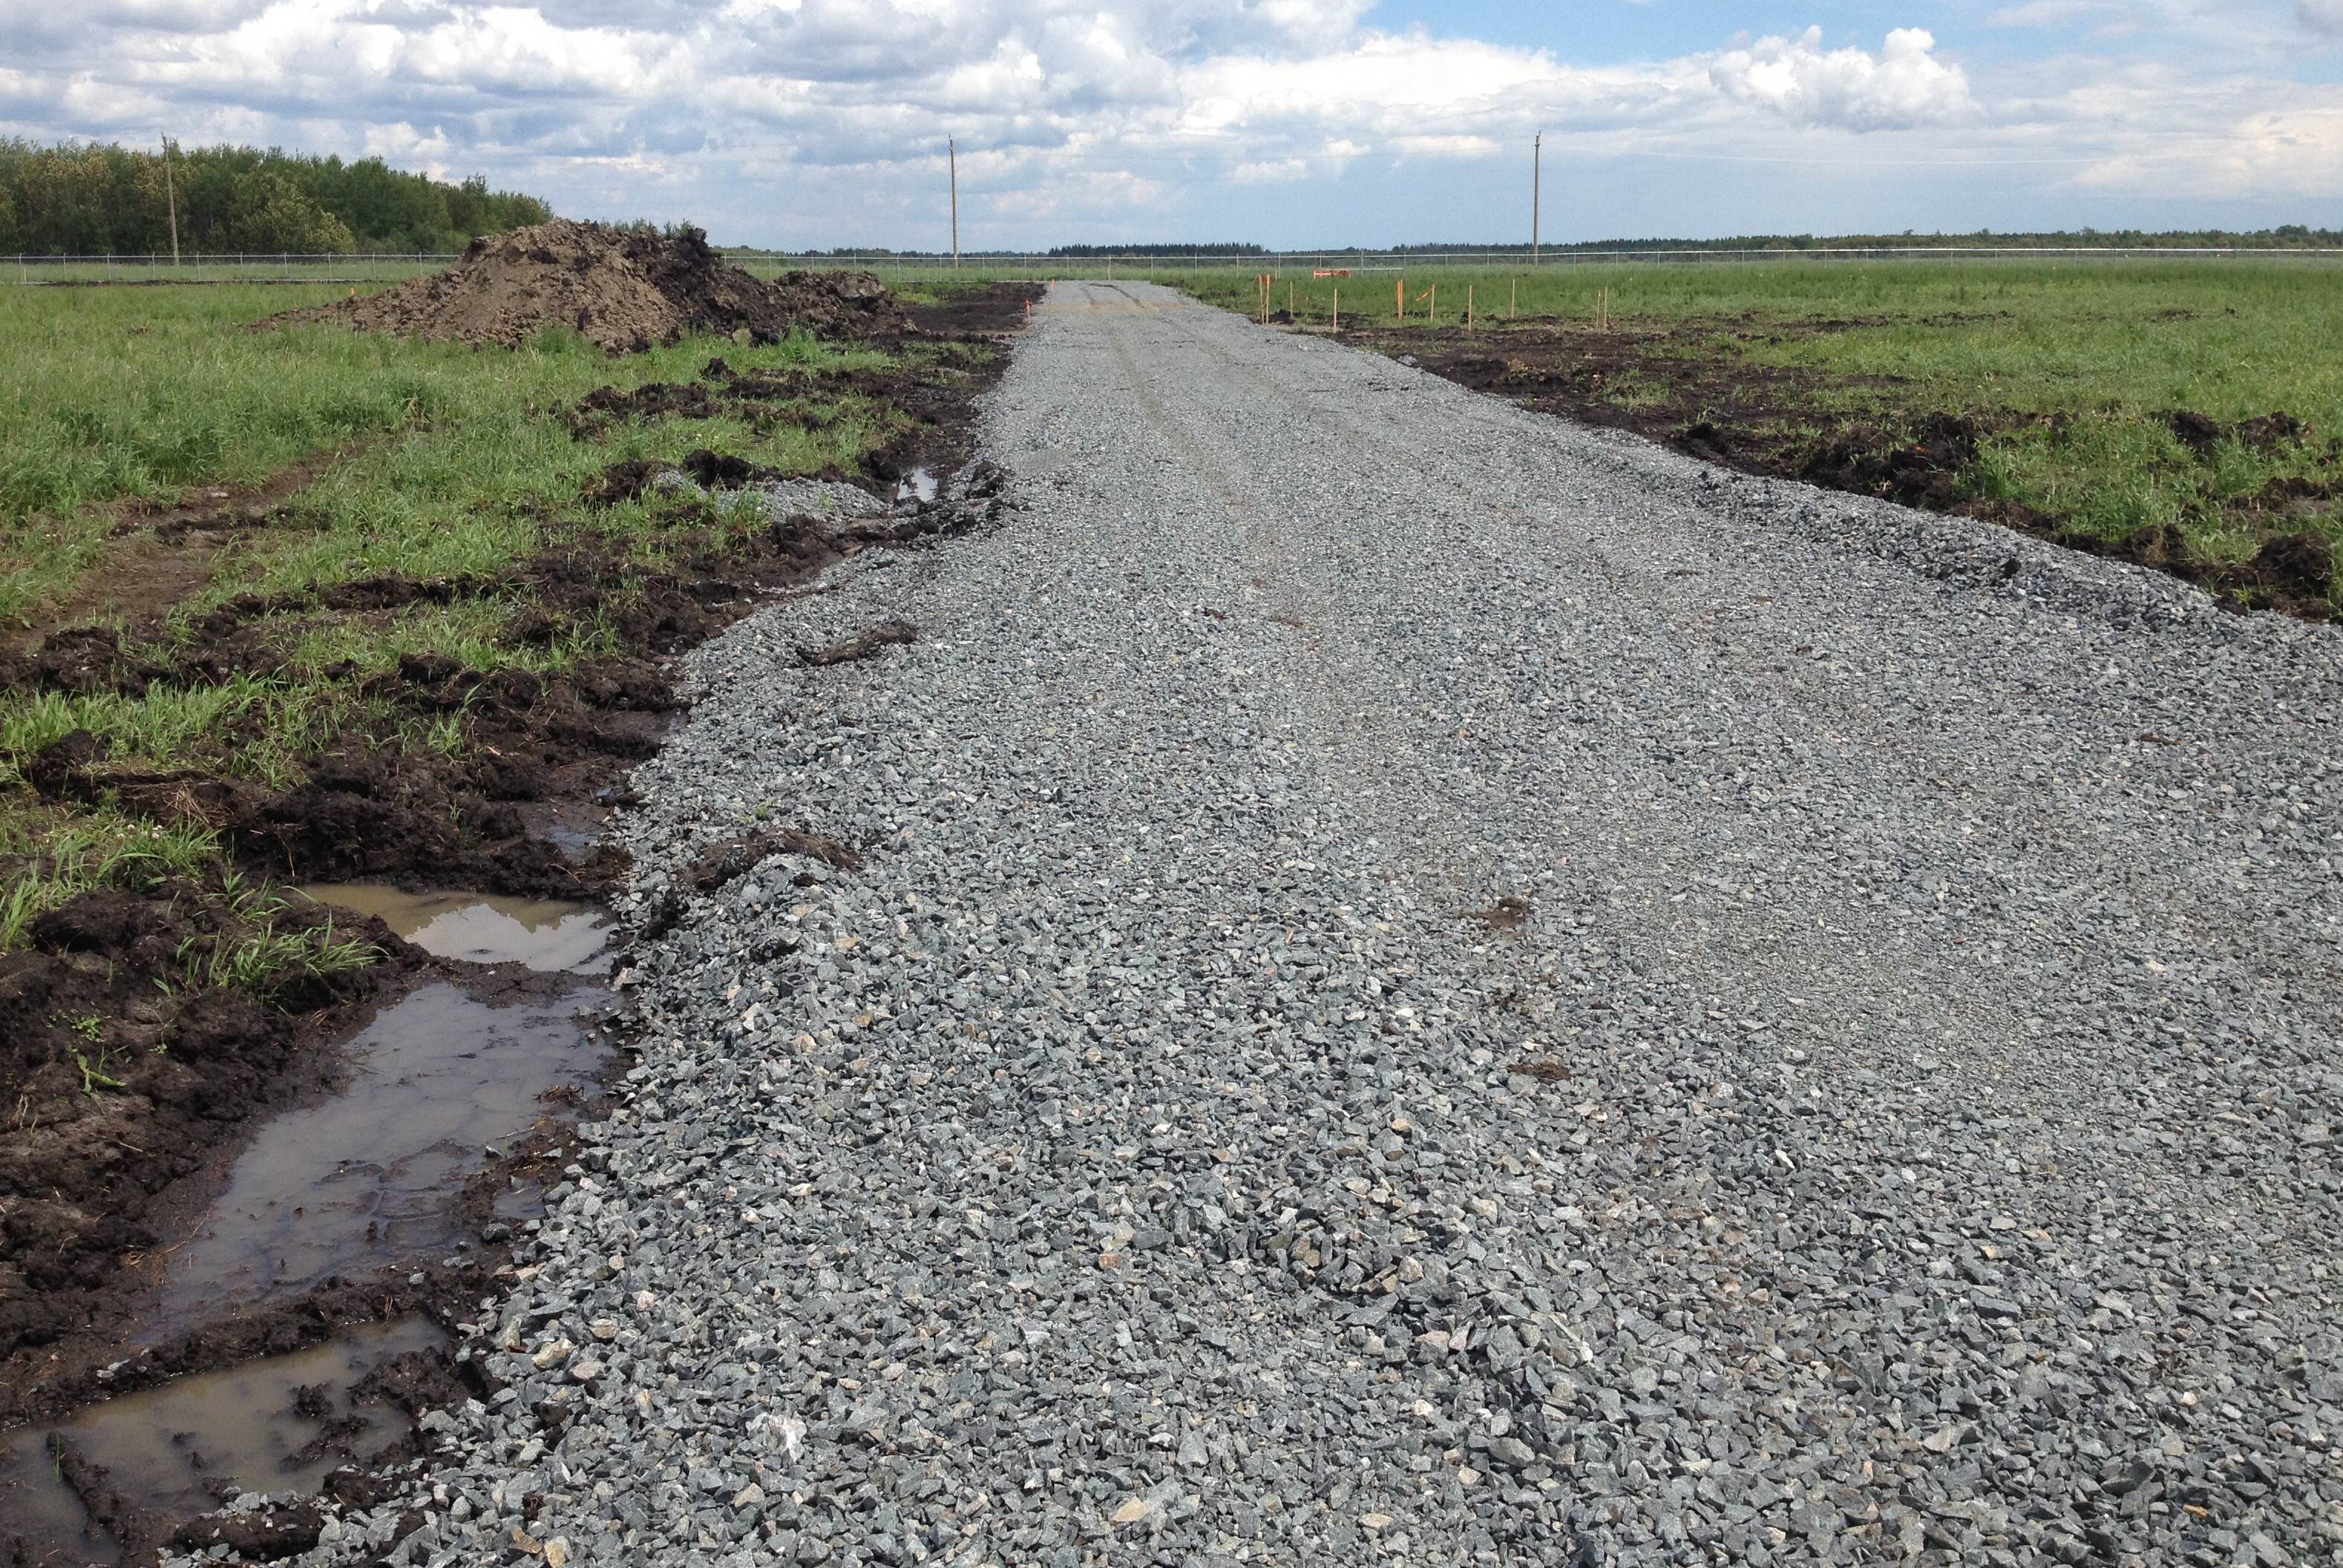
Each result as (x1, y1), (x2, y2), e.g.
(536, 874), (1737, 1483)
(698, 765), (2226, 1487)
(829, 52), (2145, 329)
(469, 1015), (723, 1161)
(2301, 0), (2343, 33)
(1706, 27), (1978, 131)
(4, 1), (2340, 243)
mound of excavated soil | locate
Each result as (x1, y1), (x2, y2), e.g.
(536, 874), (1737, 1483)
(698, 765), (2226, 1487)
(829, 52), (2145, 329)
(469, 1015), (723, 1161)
(272, 219), (911, 353)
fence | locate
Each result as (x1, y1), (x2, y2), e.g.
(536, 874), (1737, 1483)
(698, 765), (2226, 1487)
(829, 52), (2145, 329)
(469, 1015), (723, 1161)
(11, 246), (2343, 286)
(4, 253), (458, 284)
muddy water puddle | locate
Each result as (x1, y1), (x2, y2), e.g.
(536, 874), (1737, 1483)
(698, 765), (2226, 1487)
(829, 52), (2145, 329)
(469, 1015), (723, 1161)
(297, 885), (613, 973)
(1, 1318), (445, 1564)
(894, 466), (939, 504)
(159, 982), (613, 1325)
(0, 891), (620, 1555)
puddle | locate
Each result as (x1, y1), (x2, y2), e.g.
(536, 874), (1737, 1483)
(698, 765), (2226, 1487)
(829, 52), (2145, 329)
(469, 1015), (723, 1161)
(0, 1317), (446, 1564)
(296, 885), (612, 974)
(894, 467), (938, 504)
(158, 982), (612, 1326)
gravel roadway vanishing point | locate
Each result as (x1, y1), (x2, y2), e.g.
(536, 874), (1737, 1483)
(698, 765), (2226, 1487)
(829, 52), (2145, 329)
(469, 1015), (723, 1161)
(281, 282), (2343, 1568)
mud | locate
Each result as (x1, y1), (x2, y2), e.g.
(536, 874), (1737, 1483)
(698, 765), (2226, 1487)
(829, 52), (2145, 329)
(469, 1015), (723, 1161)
(0, 889), (419, 1366)
(560, 335), (1041, 508)
(802, 620), (918, 666)
(293, 887), (612, 974)
(0, 1316), (447, 1564)
(157, 980), (614, 1328)
(0, 278), (1034, 1526)
(3, 516), (876, 903)
(1464, 896), (1530, 933)
(687, 827), (864, 894)
(1357, 318), (2339, 618)
(267, 221), (914, 355)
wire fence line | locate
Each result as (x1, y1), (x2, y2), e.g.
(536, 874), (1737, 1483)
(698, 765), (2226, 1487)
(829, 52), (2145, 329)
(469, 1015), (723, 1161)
(11, 245), (2343, 286)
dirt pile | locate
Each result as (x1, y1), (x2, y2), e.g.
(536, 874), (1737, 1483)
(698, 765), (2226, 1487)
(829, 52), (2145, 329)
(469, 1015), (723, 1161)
(272, 220), (912, 353)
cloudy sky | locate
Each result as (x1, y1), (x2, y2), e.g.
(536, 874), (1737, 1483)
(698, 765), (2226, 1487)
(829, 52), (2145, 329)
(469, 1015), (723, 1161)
(9, 0), (2343, 249)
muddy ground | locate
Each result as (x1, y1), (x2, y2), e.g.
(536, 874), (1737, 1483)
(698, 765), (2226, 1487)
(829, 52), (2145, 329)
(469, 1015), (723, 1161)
(1338, 315), (2339, 617)
(0, 280), (1039, 1561)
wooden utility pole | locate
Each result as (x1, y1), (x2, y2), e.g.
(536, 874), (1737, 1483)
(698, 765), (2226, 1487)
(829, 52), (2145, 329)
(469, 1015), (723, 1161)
(948, 137), (960, 269)
(1532, 131), (1541, 264)
(161, 134), (180, 266)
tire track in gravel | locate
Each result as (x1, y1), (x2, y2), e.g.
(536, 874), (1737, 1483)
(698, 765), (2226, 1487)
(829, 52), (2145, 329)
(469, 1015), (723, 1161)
(1150, 288), (2343, 1112)
(1088, 283), (1514, 913)
(1013, 284), (2343, 1560)
(271, 281), (2343, 1568)
(1095, 289), (2055, 1099)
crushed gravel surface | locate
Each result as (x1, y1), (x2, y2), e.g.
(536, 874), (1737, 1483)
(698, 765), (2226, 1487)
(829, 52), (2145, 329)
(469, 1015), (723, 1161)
(258, 281), (2343, 1568)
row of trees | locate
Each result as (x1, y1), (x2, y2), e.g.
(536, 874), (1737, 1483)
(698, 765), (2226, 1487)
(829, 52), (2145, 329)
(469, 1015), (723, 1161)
(0, 140), (556, 256)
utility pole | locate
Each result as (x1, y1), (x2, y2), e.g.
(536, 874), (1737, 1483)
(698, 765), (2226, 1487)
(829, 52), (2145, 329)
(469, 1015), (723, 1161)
(1531, 132), (1543, 262)
(948, 137), (960, 269)
(162, 134), (180, 266)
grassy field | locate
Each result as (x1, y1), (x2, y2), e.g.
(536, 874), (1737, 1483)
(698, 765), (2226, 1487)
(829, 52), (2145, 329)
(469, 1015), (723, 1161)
(1171, 260), (2343, 606)
(0, 279), (970, 957)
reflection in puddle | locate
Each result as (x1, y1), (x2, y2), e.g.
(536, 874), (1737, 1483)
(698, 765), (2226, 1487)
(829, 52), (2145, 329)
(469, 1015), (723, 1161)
(0, 1318), (446, 1564)
(160, 983), (611, 1325)
(296, 885), (612, 974)
(894, 466), (938, 505)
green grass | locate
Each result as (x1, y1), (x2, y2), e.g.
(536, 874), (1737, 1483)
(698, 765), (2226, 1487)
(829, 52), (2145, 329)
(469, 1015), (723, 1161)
(0, 286), (899, 625)
(1170, 259), (2343, 577)
(0, 804), (220, 948)
(0, 280), (962, 960)
(177, 880), (382, 999)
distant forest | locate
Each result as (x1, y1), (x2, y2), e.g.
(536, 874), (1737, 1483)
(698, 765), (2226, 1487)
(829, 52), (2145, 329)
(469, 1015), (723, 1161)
(0, 140), (555, 255)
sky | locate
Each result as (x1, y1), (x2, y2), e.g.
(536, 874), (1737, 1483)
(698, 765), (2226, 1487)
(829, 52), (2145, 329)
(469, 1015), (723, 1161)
(8, 0), (2343, 249)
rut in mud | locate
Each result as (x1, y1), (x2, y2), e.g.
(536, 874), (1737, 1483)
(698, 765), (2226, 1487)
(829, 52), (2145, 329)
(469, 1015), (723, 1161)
(0, 282), (1039, 1562)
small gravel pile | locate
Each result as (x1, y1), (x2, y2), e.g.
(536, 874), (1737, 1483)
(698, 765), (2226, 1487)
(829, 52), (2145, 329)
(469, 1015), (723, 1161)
(247, 282), (2343, 1568)
(270, 220), (909, 353)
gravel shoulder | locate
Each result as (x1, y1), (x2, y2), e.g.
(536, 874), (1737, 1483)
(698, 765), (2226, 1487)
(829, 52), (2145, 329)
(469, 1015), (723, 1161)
(266, 281), (2343, 1568)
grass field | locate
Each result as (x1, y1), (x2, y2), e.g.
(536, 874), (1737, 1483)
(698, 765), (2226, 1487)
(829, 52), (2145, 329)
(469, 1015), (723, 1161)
(0, 279), (983, 954)
(1171, 260), (2343, 606)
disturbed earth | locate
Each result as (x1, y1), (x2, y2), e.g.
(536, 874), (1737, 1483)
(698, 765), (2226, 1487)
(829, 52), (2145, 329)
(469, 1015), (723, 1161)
(1349, 318), (2339, 619)
(154, 279), (2343, 1568)
(1, 283), (1041, 1561)
(269, 220), (913, 354)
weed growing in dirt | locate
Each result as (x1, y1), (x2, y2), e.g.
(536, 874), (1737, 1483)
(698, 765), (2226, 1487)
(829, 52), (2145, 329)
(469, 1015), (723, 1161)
(1172, 260), (2343, 610)
(0, 804), (220, 946)
(177, 885), (381, 999)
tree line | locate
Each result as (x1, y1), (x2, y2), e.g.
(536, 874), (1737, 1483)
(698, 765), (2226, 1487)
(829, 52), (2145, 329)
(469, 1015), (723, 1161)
(0, 140), (556, 256)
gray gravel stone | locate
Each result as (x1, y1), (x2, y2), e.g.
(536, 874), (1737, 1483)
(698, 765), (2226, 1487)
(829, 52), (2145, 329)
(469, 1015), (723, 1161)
(227, 281), (2343, 1568)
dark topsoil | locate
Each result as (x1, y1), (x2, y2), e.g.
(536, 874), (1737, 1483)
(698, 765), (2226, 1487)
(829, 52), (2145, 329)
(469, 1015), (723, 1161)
(269, 220), (919, 355)
(1349, 317), (2339, 617)
(0, 281), (1039, 1561)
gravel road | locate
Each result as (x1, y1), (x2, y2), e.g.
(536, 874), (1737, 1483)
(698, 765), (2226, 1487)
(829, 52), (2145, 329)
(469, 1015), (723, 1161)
(284, 281), (2343, 1568)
